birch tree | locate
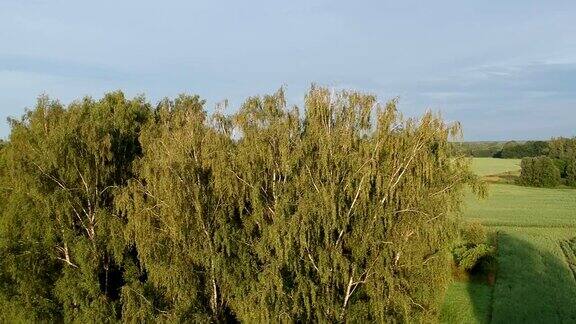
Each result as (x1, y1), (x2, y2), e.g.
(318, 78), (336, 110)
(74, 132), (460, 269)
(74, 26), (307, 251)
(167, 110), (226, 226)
(1, 93), (151, 322)
(0, 87), (482, 323)
(117, 95), (239, 322)
(229, 87), (482, 322)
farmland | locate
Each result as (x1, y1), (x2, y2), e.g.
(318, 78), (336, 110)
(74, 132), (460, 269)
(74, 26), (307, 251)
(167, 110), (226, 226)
(470, 158), (521, 176)
(442, 158), (576, 323)
(464, 185), (576, 227)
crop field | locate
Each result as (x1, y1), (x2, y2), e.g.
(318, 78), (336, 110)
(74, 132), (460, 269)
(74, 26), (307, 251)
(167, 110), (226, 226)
(470, 158), (521, 176)
(442, 158), (576, 323)
(464, 185), (576, 227)
(491, 227), (576, 322)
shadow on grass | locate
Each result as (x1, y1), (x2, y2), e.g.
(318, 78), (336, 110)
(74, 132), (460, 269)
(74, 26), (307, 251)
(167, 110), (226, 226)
(469, 233), (576, 323)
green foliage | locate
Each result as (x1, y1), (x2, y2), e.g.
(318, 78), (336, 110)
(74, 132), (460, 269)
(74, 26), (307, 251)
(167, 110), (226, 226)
(566, 157), (576, 187)
(0, 87), (481, 322)
(452, 222), (494, 272)
(548, 137), (576, 187)
(548, 137), (576, 161)
(116, 94), (238, 322)
(507, 137), (576, 188)
(518, 156), (561, 188)
(454, 141), (506, 158)
(455, 141), (549, 159)
(493, 140), (549, 159)
(461, 221), (487, 246)
(453, 244), (494, 271)
(225, 87), (483, 322)
(0, 93), (151, 322)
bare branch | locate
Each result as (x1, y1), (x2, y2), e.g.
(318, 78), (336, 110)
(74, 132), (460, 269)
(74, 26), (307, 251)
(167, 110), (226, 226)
(30, 161), (68, 191)
(305, 163), (320, 194)
(307, 251), (320, 273)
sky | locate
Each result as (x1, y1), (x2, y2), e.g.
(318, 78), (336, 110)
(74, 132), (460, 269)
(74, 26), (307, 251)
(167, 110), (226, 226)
(1, 0), (575, 141)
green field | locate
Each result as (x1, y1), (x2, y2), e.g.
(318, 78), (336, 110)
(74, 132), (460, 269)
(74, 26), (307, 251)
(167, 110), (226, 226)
(440, 282), (492, 324)
(491, 227), (576, 322)
(471, 158), (521, 176)
(465, 185), (576, 227)
(442, 158), (576, 323)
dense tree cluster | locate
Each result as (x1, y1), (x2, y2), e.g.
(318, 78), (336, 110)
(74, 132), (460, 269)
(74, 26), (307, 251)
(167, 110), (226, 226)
(493, 141), (549, 159)
(0, 87), (481, 322)
(517, 138), (576, 188)
(455, 141), (550, 159)
(518, 156), (561, 188)
(548, 137), (576, 187)
(453, 141), (505, 158)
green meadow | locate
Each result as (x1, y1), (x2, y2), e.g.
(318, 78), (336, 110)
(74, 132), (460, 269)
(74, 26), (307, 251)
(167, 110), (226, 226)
(465, 185), (576, 227)
(470, 158), (521, 176)
(442, 158), (576, 323)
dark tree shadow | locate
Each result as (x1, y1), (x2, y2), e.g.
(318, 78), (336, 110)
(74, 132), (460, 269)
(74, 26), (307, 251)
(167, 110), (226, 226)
(469, 232), (576, 323)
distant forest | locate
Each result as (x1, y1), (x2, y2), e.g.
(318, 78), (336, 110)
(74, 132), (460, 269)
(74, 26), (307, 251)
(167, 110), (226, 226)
(455, 140), (549, 159)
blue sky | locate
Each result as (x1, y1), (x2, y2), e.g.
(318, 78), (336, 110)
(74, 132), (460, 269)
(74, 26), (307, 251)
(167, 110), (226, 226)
(1, 0), (575, 140)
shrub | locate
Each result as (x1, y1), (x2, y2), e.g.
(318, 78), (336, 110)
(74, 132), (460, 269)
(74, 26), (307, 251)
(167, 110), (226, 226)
(453, 244), (495, 271)
(461, 221), (487, 246)
(548, 137), (576, 187)
(452, 221), (495, 274)
(518, 156), (561, 188)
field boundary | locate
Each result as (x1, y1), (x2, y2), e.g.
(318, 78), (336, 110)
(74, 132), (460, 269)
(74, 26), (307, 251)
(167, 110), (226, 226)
(479, 223), (576, 229)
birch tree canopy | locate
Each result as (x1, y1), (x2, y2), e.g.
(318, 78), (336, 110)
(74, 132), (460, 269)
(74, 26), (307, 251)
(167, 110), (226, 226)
(0, 87), (482, 323)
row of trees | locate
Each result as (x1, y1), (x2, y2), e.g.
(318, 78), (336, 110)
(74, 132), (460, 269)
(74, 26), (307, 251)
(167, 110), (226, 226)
(457, 140), (549, 159)
(518, 138), (576, 188)
(493, 140), (549, 159)
(0, 87), (482, 322)
(454, 141), (504, 158)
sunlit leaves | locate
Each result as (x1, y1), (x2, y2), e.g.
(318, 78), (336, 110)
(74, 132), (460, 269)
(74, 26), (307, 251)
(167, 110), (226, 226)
(0, 87), (479, 322)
